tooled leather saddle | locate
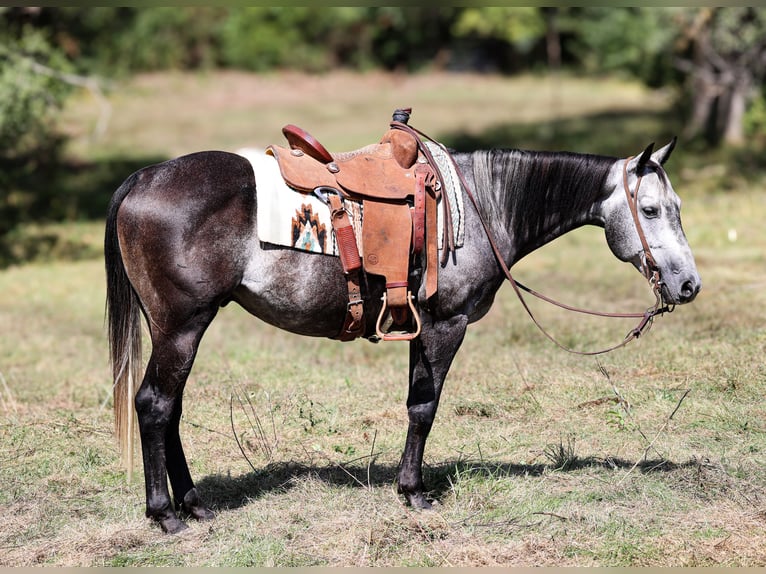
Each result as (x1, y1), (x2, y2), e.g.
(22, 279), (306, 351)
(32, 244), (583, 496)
(266, 108), (453, 342)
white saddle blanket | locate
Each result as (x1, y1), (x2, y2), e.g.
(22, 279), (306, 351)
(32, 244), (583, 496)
(237, 141), (464, 256)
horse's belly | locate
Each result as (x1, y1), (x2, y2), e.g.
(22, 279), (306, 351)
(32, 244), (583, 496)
(233, 247), (349, 337)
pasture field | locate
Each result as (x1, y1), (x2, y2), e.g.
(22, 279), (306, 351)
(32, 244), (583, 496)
(1, 71), (765, 566)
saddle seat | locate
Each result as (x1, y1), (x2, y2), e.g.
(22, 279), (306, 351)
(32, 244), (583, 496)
(272, 125), (421, 199)
(266, 109), (445, 342)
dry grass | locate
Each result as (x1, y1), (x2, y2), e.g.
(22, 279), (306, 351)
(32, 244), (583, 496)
(1, 70), (766, 566)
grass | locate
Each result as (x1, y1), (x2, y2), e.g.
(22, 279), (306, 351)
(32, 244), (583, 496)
(2, 70), (766, 566)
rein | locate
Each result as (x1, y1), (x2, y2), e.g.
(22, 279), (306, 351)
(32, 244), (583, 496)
(392, 121), (674, 356)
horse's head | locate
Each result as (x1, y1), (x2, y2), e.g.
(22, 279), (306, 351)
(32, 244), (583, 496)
(601, 139), (701, 305)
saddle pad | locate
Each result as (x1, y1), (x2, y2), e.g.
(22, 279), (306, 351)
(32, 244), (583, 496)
(237, 148), (362, 256)
(237, 145), (463, 255)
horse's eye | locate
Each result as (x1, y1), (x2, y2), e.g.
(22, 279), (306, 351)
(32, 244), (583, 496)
(642, 205), (659, 218)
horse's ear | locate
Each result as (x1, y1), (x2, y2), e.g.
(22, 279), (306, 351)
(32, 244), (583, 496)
(651, 136), (677, 165)
(636, 142), (655, 172)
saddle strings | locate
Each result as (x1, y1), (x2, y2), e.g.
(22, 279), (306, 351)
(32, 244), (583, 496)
(396, 122), (673, 356)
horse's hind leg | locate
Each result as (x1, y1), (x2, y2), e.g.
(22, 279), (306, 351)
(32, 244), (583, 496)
(398, 314), (468, 509)
(166, 393), (215, 522)
(136, 310), (216, 534)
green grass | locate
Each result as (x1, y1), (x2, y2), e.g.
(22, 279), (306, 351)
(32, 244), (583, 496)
(2, 70), (766, 566)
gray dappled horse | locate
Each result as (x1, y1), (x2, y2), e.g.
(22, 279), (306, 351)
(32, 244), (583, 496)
(105, 138), (701, 533)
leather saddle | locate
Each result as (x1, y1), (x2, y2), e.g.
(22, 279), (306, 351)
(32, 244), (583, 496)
(266, 108), (446, 342)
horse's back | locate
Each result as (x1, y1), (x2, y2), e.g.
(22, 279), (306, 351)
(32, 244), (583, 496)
(125, 150), (255, 204)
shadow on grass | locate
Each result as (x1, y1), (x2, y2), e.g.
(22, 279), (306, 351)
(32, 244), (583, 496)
(195, 455), (702, 512)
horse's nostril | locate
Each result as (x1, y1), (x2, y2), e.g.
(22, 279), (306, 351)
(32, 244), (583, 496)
(680, 279), (699, 302)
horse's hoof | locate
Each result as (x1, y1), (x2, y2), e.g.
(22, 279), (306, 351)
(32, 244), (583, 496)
(181, 487), (215, 521)
(187, 505), (215, 521)
(159, 516), (189, 535)
(404, 491), (433, 510)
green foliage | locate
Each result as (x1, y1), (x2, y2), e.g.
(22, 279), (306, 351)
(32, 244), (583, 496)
(0, 28), (71, 157)
(6, 7), (461, 75)
(709, 7), (766, 56)
(744, 93), (766, 143)
(672, 8), (766, 146)
(220, 7), (334, 72)
(116, 7), (227, 71)
(366, 7), (459, 71)
(453, 7), (545, 53)
(0, 24), (72, 243)
(218, 7), (457, 73)
(40, 8), (136, 76)
(566, 8), (680, 87)
(47, 7), (227, 74)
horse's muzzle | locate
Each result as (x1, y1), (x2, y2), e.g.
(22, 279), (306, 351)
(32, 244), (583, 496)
(662, 273), (701, 305)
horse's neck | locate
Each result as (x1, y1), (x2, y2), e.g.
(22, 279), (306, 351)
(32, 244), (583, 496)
(463, 149), (616, 263)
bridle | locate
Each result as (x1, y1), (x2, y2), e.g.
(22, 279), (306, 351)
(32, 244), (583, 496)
(392, 121), (674, 356)
(622, 156), (663, 291)
(470, 153), (674, 355)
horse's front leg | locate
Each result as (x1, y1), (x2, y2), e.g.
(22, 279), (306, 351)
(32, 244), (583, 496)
(398, 313), (468, 509)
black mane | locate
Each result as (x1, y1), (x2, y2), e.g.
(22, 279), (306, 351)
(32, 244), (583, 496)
(468, 149), (617, 253)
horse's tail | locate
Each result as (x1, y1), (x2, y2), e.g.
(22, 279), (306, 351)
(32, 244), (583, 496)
(104, 171), (142, 479)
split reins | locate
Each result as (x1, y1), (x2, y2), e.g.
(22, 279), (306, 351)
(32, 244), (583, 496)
(391, 120), (675, 356)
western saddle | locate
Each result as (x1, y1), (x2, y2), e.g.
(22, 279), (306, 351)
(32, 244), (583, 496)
(266, 108), (453, 342)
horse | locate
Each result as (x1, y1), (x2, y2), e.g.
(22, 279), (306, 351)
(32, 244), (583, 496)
(105, 136), (701, 534)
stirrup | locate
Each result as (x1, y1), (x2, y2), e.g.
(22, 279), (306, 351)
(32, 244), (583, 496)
(375, 291), (421, 341)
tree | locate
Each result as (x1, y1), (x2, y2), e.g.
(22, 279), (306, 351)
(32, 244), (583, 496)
(0, 25), (72, 158)
(0, 10), (76, 250)
(675, 7), (766, 146)
(451, 7), (547, 72)
(565, 8), (680, 87)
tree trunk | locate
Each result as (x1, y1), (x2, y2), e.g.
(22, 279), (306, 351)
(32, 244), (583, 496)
(683, 70), (719, 142)
(678, 7), (766, 147)
(721, 73), (751, 146)
(544, 7), (561, 71)
(680, 10), (718, 142)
